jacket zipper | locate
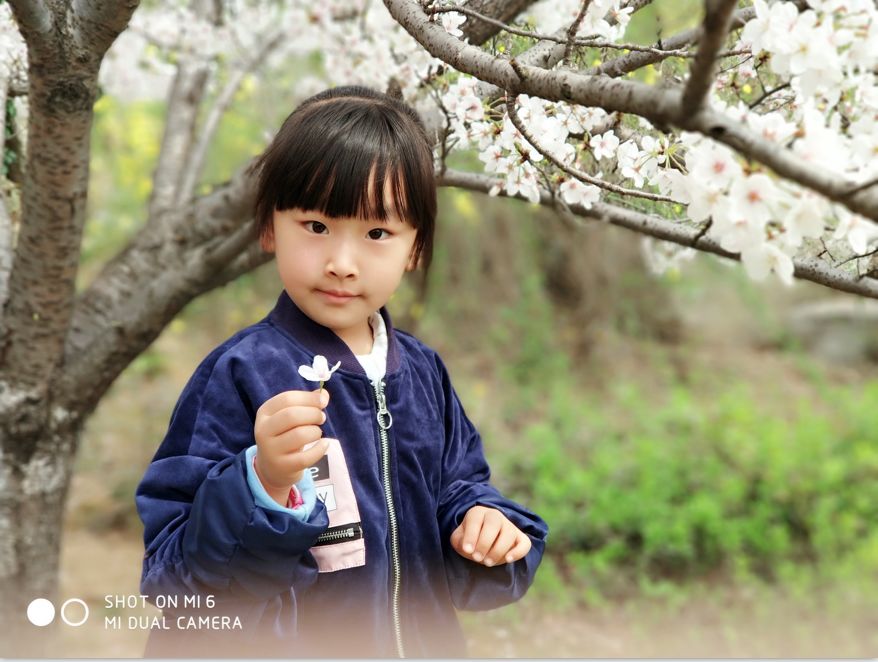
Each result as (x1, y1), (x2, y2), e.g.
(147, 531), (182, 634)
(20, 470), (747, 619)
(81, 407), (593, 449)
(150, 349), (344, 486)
(374, 379), (405, 658)
(313, 522), (363, 547)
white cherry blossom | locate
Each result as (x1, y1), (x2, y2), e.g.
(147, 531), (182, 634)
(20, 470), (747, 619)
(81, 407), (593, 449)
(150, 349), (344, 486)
(747, 113), (796, 145)
(833, 211), (878, 254)
(713, 212), (767, 254)
(686, 183), (729, 224)
(739, 0), (799, 56)
(740, 242), (795, 286)
(504, 162), (542, 204)
(298, 355), (341, 388)
(589, 130), (620, 161)
(479, 144), (511, 174)
(780, 193), (829, 248)
(728, 173), (778, 225)
(559, 178), (601, 209)
(684, 142), (742, 189)
(440, 11), (467, 38)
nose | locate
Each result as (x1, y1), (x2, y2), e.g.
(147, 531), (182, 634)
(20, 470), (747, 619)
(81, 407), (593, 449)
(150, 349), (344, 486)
(325, 238), (358, 280)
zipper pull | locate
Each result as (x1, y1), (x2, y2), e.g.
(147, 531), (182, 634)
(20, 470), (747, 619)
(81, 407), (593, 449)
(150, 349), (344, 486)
(375, 380), (393, 431)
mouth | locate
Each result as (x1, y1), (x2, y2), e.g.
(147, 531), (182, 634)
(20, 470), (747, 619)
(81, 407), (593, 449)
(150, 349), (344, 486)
(317, 289), (359, 304)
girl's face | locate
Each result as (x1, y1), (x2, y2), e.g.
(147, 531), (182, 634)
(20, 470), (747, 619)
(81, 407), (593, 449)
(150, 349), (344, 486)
(262, 190), (417, 353)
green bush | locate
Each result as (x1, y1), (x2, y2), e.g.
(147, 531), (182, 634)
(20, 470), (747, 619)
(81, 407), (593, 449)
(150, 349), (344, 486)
(496, 376), (878, 593)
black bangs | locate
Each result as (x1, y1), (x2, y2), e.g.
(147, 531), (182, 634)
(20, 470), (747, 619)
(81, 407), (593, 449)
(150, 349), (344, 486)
(275, 107), (408, 220)
(251, 86), (437, 270)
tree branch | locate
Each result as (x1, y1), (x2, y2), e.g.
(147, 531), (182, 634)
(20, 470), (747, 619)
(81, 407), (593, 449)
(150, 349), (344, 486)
(620, 0), (656, 12)
(680, 0), (740, 116)
(584, 40), (746, 58)
(59, 161), (259, 416)
(594, 6), (755, 78)
(73, 0), (141, 57)
(176, 29), (285, 206)
(146, 0), (221, 222)
(748, 81), (791, 109)
(466, 0), (656, 100)
(563, 0), (592, 65)
(0, 79), (11, 311)
(459, 0), (539, 45)
(505, 93), (675, 202)
(6, 0), (52, 40)
(199, 241), (272, 296)
(438, 168), (878, 299)
(383, 0), (878, 222)
(428, 4), (600, 46)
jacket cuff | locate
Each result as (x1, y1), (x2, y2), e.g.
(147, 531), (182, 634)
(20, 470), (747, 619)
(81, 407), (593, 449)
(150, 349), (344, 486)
(245, 445), (316, 521)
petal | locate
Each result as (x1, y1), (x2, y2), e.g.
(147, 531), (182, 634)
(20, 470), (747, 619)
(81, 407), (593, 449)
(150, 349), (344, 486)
(313, 355), (329, 374)
(298, 365), (319, 381)
(328, 361), (341, 375)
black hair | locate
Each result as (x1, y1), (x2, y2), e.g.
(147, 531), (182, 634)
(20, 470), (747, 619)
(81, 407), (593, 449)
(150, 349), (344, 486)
(250, 85), (436, 271)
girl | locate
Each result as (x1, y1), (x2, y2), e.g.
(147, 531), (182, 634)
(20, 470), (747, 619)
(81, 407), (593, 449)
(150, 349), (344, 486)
(136, 85), (548, 658)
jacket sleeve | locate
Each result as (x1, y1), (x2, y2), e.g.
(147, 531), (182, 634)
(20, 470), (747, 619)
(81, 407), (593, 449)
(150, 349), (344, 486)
(135, 349), (330, 610)
(434, 356), (548, 611)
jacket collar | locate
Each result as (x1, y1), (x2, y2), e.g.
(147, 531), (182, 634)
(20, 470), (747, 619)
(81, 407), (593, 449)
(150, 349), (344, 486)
(267, 291), (401, 376)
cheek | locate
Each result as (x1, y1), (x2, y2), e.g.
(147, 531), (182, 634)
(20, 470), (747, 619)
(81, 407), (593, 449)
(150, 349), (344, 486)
(276, 244), (316, 282)
(376, 254), (410, 289)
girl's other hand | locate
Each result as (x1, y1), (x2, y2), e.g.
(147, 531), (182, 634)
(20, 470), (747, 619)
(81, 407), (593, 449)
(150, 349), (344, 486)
(450, 505), (532, 567)
(253, 388), (330, 506)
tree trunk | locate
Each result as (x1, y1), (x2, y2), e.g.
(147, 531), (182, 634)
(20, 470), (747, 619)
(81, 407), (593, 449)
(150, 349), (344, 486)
(0, 416), (80, 657)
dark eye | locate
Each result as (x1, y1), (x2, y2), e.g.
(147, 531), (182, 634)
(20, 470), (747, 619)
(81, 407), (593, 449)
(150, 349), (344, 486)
(368, 228), (390, 240)
(306, 221), (328, 234)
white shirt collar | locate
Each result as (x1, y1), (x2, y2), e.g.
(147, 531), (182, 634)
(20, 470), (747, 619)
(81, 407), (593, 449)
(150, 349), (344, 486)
(353, 311), (387, 383)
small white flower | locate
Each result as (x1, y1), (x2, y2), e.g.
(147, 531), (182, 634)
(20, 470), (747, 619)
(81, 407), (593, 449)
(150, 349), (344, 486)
(685, 142), (742, 189)
(740, 242), (795, 286)
(440, 11), (466, 38)
(712, 204), (766, 253)
(478, 144), (509, 173)
(728, 173), (777, 225)
(298, 355), (341, 386)
(833, 212), (878, 255)
(559, 178), (601, 209)
(589, 130), (620, 161)
(505, 163), (541, 204)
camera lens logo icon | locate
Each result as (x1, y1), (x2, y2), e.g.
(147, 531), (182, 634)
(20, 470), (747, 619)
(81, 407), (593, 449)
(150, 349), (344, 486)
(27, 598), (89, 627)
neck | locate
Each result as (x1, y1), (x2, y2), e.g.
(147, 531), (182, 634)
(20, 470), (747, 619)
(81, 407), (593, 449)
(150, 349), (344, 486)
(267, 292), (402, 376)
(335, 319), (374, 355)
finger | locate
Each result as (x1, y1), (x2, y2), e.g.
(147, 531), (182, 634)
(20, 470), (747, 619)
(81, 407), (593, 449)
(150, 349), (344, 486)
(449, 524), (464, 554)
(262, 406), (325, 438)
(472, 511), (504, 563)
(503, 532), (533, 564)
(483, 524), (519, 567)
(291, 437), (330, 472)
(271, 424), (323, 454)
(260, 389), (327, 418)
(459, 510), (486, 558)
(271, 438), (330, 482)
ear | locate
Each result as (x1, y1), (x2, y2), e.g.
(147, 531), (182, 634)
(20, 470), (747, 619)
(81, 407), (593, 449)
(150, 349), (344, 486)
(405, 251), (420, 272)
(260, 227), (275, 253)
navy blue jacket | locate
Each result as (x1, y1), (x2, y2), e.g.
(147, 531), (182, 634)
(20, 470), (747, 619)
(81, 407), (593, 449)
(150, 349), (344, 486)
(136, 292), (548, 658)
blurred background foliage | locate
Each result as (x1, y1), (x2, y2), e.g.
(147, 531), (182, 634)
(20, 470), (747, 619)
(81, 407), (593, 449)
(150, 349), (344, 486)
(59, 0), (877, 656)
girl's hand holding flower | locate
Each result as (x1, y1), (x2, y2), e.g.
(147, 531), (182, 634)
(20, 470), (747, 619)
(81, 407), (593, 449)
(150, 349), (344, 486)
(252, 355), (339, 507)
(450, 505), (532, 566)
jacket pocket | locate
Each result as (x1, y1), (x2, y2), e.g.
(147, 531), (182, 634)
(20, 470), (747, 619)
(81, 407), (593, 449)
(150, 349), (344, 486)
(309, 437), (366, 572)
